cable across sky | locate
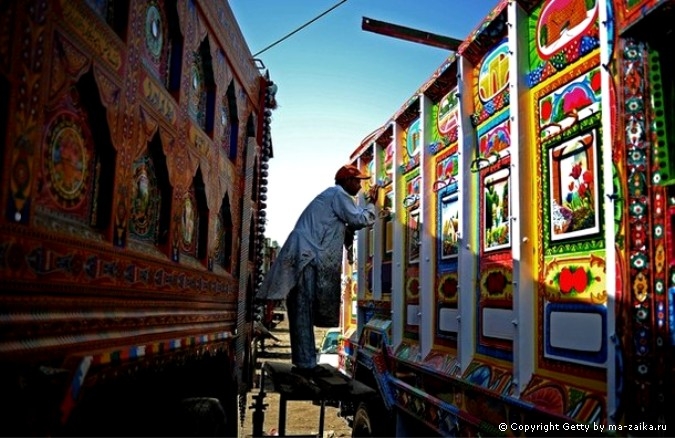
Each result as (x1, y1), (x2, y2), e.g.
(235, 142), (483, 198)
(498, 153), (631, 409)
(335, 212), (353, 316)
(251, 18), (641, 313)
(252, 0), (348, 57)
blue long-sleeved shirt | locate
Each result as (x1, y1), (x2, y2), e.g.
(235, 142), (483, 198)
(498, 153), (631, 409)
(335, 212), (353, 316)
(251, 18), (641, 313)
(256, 185), (376, 325)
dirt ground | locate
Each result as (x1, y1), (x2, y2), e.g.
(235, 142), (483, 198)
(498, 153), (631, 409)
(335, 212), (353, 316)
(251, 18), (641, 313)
(239, 313), (353, 437)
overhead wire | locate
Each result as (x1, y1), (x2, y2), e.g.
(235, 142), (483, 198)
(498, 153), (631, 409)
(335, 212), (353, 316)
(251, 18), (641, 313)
(252, 0), (348, 57)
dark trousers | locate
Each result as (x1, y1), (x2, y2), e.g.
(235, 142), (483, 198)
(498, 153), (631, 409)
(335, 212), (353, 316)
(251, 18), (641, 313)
(286, 264), (317, 369)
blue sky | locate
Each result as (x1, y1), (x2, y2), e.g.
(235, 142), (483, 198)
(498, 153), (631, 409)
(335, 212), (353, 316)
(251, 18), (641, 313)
(229, 0), (500, 245)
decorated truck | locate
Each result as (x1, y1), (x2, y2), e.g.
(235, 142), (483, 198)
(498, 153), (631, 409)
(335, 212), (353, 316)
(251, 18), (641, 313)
(343, 0), (674, 435)
(0, 0), (275, 435)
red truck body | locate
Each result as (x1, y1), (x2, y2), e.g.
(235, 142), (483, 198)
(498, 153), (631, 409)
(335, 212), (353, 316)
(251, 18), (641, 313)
(0, 0), (275, 434)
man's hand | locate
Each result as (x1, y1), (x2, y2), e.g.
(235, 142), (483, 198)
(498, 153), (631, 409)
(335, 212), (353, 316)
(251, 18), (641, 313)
(366, 184), (380, 204)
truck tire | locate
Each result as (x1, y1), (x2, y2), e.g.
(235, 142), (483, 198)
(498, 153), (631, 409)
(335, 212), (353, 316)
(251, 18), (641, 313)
(177, 397), (227, 437)
(352, 401), (393, 437)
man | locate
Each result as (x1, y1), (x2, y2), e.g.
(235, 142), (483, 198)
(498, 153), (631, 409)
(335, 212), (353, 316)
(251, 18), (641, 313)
(256, 164), (379, 377)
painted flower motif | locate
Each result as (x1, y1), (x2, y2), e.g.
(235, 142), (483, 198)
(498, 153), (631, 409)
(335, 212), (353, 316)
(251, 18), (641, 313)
(558, 266), (589, 294)
(590, 70), (601, 93)
(561, 161), (594, 233)
(625, 96), (643, 113)
(582, 170), (593, 184)
(629, 149), (645, 165)
(570, 163), (583, 179)
(480, 136), (489, 156)
(629, 202), (645, 216)
(624, 47), (639, 60)
(541, 98), (553, 121)
(440, 276), (458, 299)
(630, 253), (647, 269)
(562, 88), (592, 115)
(485, 271), (508, 295)
(407, 277), (420, 298)
(523, 386), (565, 415)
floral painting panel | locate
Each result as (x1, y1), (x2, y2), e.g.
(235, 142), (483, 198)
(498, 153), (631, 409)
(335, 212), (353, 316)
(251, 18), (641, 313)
(407, 209), (421, 264)
(483, 168), (511, 252)
(548, 130), (600, 240)
(381, 141), (394, 185)
(440, 194), (460, 259)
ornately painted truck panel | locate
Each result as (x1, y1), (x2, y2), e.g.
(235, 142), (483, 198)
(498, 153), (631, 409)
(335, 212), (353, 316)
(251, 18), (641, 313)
(344, 0), (674, 435)
(0, 0), (274, 435)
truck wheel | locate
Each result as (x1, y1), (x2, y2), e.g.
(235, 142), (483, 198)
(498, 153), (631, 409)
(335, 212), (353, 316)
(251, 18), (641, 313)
(352, 401), (392, 437)
(178, 397), (227, 437)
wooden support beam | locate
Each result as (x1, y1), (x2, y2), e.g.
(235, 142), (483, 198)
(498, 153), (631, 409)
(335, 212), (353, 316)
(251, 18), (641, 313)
(361, 16), (463, 51)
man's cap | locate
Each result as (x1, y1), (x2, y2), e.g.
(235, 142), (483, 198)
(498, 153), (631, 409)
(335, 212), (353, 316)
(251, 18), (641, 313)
(335, 164), (370, 181)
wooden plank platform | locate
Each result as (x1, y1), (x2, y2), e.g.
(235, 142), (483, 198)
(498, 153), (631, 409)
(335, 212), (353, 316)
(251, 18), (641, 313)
(253, 362), (376, 437)
(263, 362), (374, 399)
